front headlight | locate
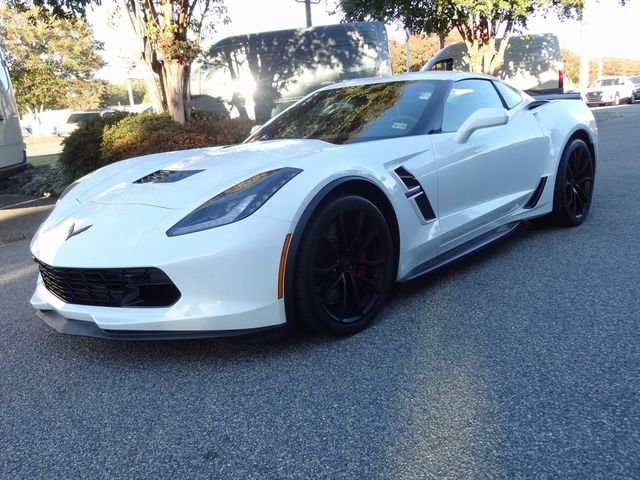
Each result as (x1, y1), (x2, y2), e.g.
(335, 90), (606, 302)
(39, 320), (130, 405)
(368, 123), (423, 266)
(166, 167), (302, 237)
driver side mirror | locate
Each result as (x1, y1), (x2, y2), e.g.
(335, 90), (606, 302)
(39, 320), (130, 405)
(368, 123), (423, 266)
(453, 108), (508, 144)
(250, 125), (262, 135)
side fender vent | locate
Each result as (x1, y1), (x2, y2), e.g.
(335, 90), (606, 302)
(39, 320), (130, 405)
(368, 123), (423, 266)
(524, 176), (548, 209)
(393, 166), (436, 221)
(394, 166), (421, 190)
(414, 192), (436, 220)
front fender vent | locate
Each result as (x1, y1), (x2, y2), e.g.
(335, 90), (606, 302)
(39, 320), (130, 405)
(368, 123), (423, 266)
(394, 166), (436, 221)
(394, 166), (421, 190)
(134, 169), (203, 184)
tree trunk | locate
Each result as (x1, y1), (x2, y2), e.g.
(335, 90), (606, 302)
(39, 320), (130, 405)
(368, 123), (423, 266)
(182, 63), (191, 122)
(488, 37), (510, 77)
(162, 60), (188, 124)
(142, 62), (165, 113)
(34, 105), (45, 137)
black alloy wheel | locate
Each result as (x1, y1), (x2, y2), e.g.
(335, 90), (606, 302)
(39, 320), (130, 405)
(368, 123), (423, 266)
(294, 195), (394, 335)
(549, 138), (595, 226)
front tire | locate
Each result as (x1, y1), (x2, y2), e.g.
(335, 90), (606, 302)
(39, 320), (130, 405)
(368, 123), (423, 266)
(548, 138), (595, 226)
(294, 195), (394, 336)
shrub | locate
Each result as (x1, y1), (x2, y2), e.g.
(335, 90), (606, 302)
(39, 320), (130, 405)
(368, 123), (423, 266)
(190, 111), (255, 146)
(28, 111), (256, 196)
(23, 163), (70, 197)
(101, 113), (211, 162)
(58, 111), (130, 182)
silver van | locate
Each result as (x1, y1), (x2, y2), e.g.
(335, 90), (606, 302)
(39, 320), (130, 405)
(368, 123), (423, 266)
(422, 33), (566, 96)
(196, 22), (392, 122)
(0, 48), (26, 180)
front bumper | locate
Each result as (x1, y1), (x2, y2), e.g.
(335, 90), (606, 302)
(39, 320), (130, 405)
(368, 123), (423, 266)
(30, 202), (293, 338)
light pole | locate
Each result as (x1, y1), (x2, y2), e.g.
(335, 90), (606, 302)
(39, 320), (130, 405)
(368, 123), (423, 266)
(294, 0), (320, 27)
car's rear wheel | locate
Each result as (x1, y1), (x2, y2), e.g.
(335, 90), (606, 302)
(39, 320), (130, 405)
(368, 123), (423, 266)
(294, 195), (394, 336)
(548, 138), (595, 226)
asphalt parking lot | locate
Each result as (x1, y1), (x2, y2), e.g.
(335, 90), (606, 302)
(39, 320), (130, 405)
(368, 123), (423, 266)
(1, 105), (639, 479)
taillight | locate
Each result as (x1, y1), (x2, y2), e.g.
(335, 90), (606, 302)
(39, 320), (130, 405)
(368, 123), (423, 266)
(559, 69), (564, 90)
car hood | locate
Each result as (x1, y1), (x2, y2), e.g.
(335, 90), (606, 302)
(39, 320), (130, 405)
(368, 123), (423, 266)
(74, 139), (340, 209)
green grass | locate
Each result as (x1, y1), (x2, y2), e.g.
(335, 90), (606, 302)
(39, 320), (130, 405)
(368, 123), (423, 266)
(28, 154), (59, 168)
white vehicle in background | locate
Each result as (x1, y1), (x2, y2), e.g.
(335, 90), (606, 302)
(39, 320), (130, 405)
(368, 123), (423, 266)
(53, 110), (115, 137)
(630, 75), (640, 102)
(583, 76), (635, 106)
(422, 33), (571, 99)
(0, 48), (27, 180)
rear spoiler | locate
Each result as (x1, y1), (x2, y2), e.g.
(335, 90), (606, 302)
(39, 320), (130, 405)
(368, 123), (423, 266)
(531, 92), (582, 101)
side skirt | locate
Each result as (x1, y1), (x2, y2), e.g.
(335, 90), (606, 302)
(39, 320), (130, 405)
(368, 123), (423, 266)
(400, 221), (521, 282)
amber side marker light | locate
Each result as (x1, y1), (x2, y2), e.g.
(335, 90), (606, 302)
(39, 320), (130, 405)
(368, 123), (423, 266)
(277, 234), (292, 299)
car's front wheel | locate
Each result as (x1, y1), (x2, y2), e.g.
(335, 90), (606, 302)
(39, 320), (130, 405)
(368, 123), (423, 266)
(548, 138), (595, 226)
(294, 195), (394, 335)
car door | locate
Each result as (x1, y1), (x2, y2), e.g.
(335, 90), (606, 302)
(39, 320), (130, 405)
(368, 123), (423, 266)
(431, 79), (548, 252)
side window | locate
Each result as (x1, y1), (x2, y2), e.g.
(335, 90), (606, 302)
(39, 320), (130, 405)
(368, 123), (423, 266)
(431, 58), (453, 71)
(442, 79), (504, 133)
(493, 81), (523, 109)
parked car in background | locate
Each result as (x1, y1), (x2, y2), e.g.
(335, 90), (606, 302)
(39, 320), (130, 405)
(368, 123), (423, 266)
(195, 21), (392, 122)
(422, 33), (569, 98)
(629, 75), (640, 102)
(53, 109), (114, 137)
(583, 76), (635, 106)
(0, 47), (26, 180)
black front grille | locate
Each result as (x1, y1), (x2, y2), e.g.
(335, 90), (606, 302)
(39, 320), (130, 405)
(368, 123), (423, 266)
(586, 92), (602, 101)
(36, 260), (181, 307)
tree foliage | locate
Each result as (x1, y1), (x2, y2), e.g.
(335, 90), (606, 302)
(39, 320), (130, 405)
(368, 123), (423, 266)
(100, 80), (148, 107)
(0, 6), (104, 131)
(389, 32), (462, 74)
(562, 49), (640, 87)
(8, 0), (229, 124)
(337, 0), (584, 75)
(117, 0), (228, 124)
(6, 0), (94, 18)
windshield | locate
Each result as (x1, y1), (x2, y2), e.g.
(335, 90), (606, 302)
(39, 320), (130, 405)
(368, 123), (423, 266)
(246, 80), (448, 145)
(591, 79), (615, 87)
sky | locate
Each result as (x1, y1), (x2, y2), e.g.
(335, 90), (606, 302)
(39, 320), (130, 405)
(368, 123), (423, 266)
(89, 0), (640, 83)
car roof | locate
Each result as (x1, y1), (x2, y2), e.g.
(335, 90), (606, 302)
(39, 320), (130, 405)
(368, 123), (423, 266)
(322, 71), (501, 91)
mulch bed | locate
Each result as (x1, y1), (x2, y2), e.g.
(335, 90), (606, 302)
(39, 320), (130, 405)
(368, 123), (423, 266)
(0, 166), (42, 195)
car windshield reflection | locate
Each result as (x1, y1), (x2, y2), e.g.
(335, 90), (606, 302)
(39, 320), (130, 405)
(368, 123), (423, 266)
(247, 80), (448, 145)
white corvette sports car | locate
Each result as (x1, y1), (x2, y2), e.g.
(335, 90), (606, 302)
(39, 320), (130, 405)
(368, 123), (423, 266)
(30, 72), (597, 339)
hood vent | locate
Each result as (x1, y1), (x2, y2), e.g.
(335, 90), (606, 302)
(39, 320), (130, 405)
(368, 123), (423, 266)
(134, 169), (203, 184)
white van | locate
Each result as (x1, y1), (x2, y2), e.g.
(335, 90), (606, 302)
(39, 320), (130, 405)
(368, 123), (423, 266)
(0, 48), (26, 180)
(422, 33), (566, 97)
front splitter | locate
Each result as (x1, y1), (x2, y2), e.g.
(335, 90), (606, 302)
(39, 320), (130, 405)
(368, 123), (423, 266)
(36, 309), (285, 341)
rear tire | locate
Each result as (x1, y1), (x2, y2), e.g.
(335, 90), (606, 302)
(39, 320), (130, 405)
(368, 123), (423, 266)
(294, 195), (394, 336)
(547, 138), (595, 226)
